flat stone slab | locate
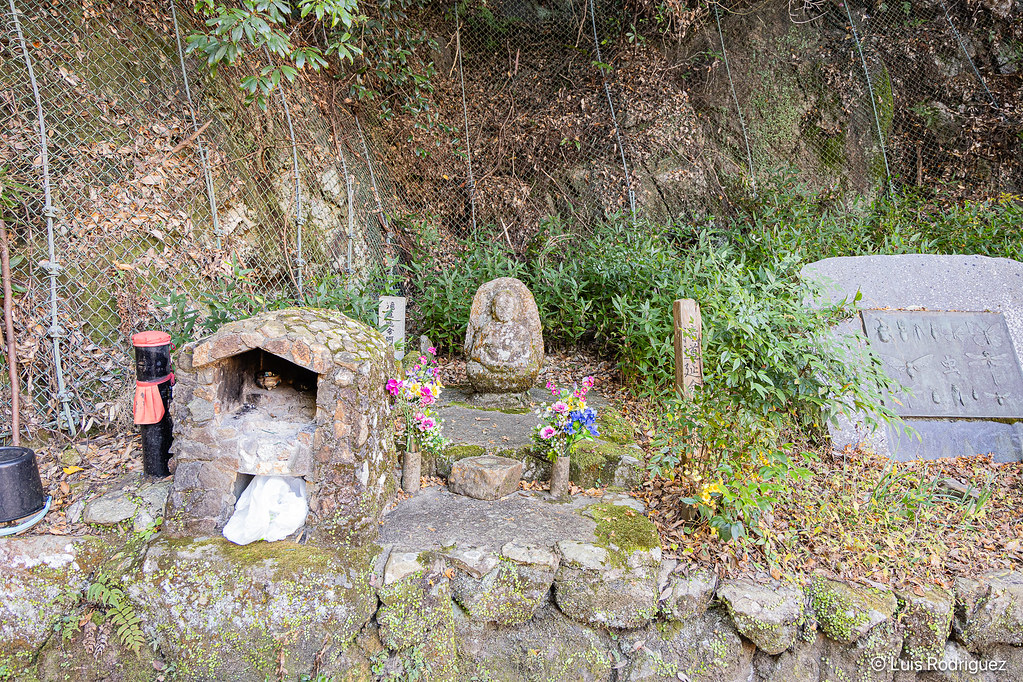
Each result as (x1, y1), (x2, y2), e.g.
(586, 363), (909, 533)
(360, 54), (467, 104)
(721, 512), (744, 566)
(379, 486), (636, 553)
(435, 386), (611, 452)
(861, 310), (1023, 418)
(803, 254), (1023, 462)
(448, 455), (523, 500)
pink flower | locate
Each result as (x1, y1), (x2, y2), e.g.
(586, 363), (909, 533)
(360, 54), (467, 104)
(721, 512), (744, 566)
(419, 417), (436, 431)
(414, 411), (426, 422)
(582, 376), (595, 388)
(421, 393), (435, 405)
(552, 401), (569, 414)
(428, 347), (437, 355)
(540, 426), (557, 440)
(386, 379), (402, 396)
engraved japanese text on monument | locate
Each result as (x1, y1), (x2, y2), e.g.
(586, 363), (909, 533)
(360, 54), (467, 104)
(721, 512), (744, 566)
(862, 310), (1023, 419)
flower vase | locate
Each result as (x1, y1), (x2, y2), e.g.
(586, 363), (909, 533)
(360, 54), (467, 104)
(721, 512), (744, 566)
(402, 437), (421, 494)
(549, 455), (570, 499)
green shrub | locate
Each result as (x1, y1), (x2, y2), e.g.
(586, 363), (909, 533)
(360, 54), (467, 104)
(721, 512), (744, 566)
(155, 261), (400, 348)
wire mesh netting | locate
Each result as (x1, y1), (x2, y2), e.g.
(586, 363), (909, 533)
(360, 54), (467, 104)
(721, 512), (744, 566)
(0, 0), (1019, 442)
(0, 0), (395, 441)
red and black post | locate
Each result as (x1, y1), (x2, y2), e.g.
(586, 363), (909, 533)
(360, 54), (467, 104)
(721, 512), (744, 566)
(132, 331), (174, 477)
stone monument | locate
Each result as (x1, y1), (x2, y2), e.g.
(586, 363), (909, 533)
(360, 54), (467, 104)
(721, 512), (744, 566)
(803, 254), (1023, 462)
(465, 277), (544, 400)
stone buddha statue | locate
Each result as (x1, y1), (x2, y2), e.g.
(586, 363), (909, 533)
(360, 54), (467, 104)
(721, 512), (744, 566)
(465, 277), (544, 396)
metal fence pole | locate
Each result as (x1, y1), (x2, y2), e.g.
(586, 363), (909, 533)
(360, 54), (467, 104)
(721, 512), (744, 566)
(714, 4), (756, 197)
(844, 0), (895, 196)
(169, 0), (221, 248)
(589, 0), (635, 219)
(9, 0), (76, 434)
(264, 48), (305, 299)
(454, 2), (478, 235)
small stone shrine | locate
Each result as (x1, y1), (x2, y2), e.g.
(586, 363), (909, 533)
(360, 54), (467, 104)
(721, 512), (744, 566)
(465, 277), (544, 399)
(164, 308), (396, 542)
(804, 254), (1023, 461)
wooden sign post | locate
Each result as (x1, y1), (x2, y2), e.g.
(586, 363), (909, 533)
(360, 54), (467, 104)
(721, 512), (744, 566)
(673, 299), (703, 397)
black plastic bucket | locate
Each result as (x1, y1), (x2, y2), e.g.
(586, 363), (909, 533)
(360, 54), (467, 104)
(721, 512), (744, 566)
(0, 446), (46, 524)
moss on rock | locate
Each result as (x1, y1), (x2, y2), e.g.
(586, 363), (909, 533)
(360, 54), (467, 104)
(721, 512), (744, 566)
(809, 576), (896, 645)
(127, 537), (380, 681)
(570, 440), (631, 489)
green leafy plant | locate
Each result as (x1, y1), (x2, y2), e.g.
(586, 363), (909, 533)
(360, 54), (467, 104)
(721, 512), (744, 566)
(188, 0), (360, 108)
(155, 263), (400, 346)
(85, 573), (146, 656)
(650, 390), (814, 541)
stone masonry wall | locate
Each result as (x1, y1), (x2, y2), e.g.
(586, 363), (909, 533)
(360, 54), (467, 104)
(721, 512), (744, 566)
(2, 530), (1022, 681)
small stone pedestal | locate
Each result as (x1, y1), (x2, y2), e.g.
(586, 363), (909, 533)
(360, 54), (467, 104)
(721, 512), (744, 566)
(448, 455), (523, 501)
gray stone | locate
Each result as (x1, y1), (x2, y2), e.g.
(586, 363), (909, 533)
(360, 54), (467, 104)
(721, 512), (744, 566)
(448, 454), (523, 500)
(955, 570), (1023, 650)
(614, 453), (646, 489)
(455, 602), (613, 681)
(127, 537), (378, 680)
(621, 608), (755, 682)
(717, 579), (804, 655)
(809, 576), (897, 644)
(378, 485), (601, 554)
(896, 585), (953, 665)
(442, 546), (500, 579)
(553, 541), (659, 629)
(465, 277), (544, 394)
(660, 565), (718, 621)
(82, 490), (136, 525)
(0, 536), (107, 662)
(384, 551), (425, 585)
(803, 254), (1023, 462)
(557, 540), (608, 570)
(752, 635), (823, 682)
(502, 541), (559, 571)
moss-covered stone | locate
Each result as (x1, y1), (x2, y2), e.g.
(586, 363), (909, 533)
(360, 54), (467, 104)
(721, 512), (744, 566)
(896, 585), (953, 665)
(569, 440), (631, 489)
(451, 557), (555, 626)
(435, 444), (487, 477)
(126, 537), (379, 681)
(717, 579), (804, 655)
(553, 536), (660, 630)
(454, 603), (612, 681)
(596, 406), (634, 445)
(585, 502), (660, 565)
(809, 576), (897, 645)
(376, 565), (458, 680)
(624, 608), (755, 682)
(0, 536), (113, 663)
(954, 570), (1023, 651)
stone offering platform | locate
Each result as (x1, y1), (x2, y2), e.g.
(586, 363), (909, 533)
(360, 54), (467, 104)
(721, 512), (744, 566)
(805, 254), (1023, 462)
(432, 385), (645, 489)
(379, 485), (643, 553)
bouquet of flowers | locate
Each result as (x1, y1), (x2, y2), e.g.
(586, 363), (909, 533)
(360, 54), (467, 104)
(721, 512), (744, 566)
(387, 347), (449, 456)
(534, 376), (599, 462)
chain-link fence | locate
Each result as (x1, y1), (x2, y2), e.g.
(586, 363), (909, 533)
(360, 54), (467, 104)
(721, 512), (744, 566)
(1, 0), (1019, 442)
(0, 0), (396, 441)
